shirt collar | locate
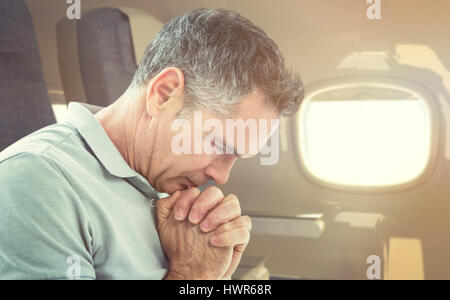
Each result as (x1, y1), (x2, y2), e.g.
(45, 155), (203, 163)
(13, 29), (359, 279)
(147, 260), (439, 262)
(65, 102), (166, 199)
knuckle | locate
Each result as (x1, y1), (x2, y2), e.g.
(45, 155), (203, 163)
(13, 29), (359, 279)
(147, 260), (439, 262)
(205, 185), (219, 193)
(190, 187), (201, 196)
(240, 228), (251, 242)
(242, 215), (252, 230)
(206, 185), (224, 198)
(241, 215), (251, 222)
(226, 194), (241, 208)
(221, 222), (233, 232)
(192, 200), (215, 218)
(177, 188), (201, 208)
(228, 193), (239, 200)
(226, 201), (241, 216)
(239, 227), (249, 236)
(191, 202), (207, 216)
(199, 186), (223, 205)
(186, 187), (201, 200)
(175, 199), (189, 212)
(221, 235), (232, 246)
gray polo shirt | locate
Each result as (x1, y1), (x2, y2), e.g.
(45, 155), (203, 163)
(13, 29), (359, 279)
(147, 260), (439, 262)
(0, 103), (169, 279)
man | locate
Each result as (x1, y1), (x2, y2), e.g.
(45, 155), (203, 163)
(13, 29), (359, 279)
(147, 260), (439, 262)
(0, 8), (303, 279)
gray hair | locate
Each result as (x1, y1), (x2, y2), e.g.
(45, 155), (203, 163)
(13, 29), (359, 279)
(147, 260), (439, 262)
(131, 8), (304, 117)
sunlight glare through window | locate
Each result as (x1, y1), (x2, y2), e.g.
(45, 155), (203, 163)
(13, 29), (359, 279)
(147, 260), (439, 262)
(300, 99), (431, 187)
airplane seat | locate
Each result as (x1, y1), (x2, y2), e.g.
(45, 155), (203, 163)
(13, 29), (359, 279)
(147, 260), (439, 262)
(57, 7), (163, 107)
(77, 8), (137, 107)
(0, 0), (56, 152)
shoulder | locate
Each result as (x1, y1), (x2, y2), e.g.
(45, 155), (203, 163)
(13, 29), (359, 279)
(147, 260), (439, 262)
(0, 151), (63, 184)
(0, 122), (86, 182)
(0, 149), (82, 215)
(0, 122), (81, 164)
(0, 152), (77, 221)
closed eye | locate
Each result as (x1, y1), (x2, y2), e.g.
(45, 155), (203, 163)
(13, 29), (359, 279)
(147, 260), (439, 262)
(211, 140), (225, 154)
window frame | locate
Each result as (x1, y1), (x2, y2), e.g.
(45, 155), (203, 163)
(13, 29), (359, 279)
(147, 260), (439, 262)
(293, 76), (441, 194)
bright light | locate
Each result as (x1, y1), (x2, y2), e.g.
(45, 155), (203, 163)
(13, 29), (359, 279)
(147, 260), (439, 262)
(300, 99), (431, 187)
(52, 104), (69, 123)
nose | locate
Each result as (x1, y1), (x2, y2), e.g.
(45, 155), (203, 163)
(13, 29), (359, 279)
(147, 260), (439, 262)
(204, 155), (237, 185)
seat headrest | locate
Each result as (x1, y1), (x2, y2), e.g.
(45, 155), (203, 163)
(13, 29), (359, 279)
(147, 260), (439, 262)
(57, 7), (162, 107)
(0, 0), (56, 151)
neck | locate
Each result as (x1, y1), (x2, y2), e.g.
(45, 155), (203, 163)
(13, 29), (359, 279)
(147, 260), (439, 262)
(96, 88), (152, 176)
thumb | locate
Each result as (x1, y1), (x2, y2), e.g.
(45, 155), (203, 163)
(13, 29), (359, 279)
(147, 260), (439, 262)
(156, 191), (180, 227)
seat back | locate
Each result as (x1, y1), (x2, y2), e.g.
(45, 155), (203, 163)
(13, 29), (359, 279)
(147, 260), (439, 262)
(57, 7), (162, 107)
(0, 0), (56, 151)
(77, 8), (138, 107)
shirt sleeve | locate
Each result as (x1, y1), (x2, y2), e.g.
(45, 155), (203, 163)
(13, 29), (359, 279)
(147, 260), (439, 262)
(0, 152), (96, 280)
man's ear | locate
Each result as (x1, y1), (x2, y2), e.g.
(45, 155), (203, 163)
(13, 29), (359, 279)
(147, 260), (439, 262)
(145, 67), (185, 117)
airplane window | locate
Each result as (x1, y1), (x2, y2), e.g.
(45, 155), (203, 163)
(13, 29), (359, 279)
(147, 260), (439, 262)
(298, 84), (433, 188)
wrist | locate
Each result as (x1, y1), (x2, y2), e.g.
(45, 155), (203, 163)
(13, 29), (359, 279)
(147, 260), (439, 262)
(164, 269), (187, 280)
(165, 264), (217, 280)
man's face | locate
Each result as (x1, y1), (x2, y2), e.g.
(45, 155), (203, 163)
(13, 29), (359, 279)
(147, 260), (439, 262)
(139, 89), (279, 194)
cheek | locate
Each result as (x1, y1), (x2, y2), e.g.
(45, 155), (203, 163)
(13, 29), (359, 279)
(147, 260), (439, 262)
(158, 154), (212, 178)
(178, 154), (214, 174)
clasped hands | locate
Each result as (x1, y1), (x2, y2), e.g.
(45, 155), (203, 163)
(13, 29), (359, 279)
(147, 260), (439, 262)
(156, 186), (252, 280)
